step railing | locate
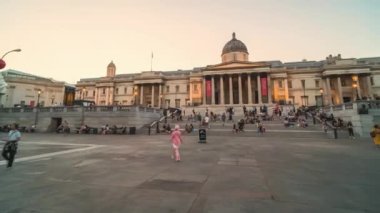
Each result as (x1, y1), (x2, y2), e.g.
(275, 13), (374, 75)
(146, 109), (179, 135)
(314, 115), (338, 139)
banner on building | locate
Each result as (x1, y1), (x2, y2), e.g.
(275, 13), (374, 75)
(206, 80), (212, 97)
(261, 77), (268, 96)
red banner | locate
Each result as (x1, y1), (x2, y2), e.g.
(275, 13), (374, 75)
(261, 77), (268, 96)
(206, 80), (212, 97)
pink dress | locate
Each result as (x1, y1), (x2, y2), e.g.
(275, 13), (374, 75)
(171, 130), (182, 161)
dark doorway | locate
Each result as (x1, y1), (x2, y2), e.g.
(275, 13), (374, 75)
(50, 117), (62, 132)
(343, 97), (351, 103)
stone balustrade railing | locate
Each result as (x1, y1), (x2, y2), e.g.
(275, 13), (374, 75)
(0, 105), (161, 114)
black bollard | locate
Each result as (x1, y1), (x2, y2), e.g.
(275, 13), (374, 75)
(333, 128), (338, 139)
(148, 126), (151, 135)
(199, 128), (207, 143)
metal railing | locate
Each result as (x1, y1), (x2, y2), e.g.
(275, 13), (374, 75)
(146, 109), (178, 135)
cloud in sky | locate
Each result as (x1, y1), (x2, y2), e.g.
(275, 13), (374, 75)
(1, 0), (379, 84)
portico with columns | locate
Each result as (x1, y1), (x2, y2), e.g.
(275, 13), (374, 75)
(201, 71), (272, 106)
(200, 32), (273, 106)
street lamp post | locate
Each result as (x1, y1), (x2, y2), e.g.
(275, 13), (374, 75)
(0, 49), (22, 69)
(35, 90), (41, 126)
(320, 88), (324, 107)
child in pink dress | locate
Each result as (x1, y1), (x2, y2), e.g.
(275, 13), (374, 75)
(171, 124), (183, 162)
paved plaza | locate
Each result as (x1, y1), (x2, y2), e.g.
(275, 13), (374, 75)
(0, 128), (379, 213)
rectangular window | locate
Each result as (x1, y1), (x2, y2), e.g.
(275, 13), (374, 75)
(187, 85), (190, 92)
(301, 80), (305, 89)
(85, 91), (88, 97)
(102, 88), (106, 95)
(116, 88), (119, 95)
(315, 80), (320, 88)
(93, 91), (95, 97)
(278, 80), (283, 88)
(371, 77), (374, 86)
(175, 99), (180, 108)
(288, 96), (295, 104)
(176, 85), (180, 93)
(301, 96), (309, 106)
(124, 87), (127, 94)
(288, 80), (292, 89)
(166, 86), (170, 93)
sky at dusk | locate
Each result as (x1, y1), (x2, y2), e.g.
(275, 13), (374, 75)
(1, 0), (379, 84)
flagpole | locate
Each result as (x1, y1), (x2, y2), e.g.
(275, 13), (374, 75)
(150, 52), (153, 72)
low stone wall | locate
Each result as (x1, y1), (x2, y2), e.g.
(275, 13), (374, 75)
(0, 106), (161, 133)
(323, 101), (380, 138)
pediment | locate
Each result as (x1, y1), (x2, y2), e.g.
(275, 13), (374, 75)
(204, 61), (269, 71)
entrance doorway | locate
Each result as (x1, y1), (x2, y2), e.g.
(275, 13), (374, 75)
(50, 117), (62, 132)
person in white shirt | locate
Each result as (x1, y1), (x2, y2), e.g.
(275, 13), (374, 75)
(2, 123), (21, 168)
(204, 116), (210, 129)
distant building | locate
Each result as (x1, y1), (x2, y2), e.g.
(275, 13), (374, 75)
(0, 69), (67, 107)
(76, 32), (380, 108)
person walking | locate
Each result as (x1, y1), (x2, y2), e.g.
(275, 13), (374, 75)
(347, 121), (355, 139)
(371, 125), (380, 148)
(171, 124), (183, 162)
(2, 123), (22, 168)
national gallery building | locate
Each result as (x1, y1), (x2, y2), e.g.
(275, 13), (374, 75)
(76, 33), (380, 109)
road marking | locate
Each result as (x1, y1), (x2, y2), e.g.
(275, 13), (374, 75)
(0, 143), (104, 166)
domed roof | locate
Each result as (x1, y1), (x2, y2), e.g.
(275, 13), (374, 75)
(107, 60), (115, 68)
(222, 32), (248, 55)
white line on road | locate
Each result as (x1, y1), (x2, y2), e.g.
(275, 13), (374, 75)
(0, 144), (104, 166)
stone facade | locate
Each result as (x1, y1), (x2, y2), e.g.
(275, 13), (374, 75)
(76, 33), (380, 109)
(0, 69), (71, 108)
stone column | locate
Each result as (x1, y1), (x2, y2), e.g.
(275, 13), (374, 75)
(284, 78), (289, 104)
(267, 75), (272, 104)
(189, 82), (193, 105)
(211, 76), (215, 105)
(326, 78), (331, 105)
(229, 75), (233, 105)
(356, 76), (362, 99)
(257, 75), (262, 104)
(220, 75), (225, 105)
(203, 77), (206, 105)
(238, 74), (243, 104)
(247, 74), (252, 104)
(140, 85), (144, 105)
(151, 84), (155, 107)
(158, 84), (162, 108)
(367, 76), (374, 99)
(337, 77), (343, 104)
